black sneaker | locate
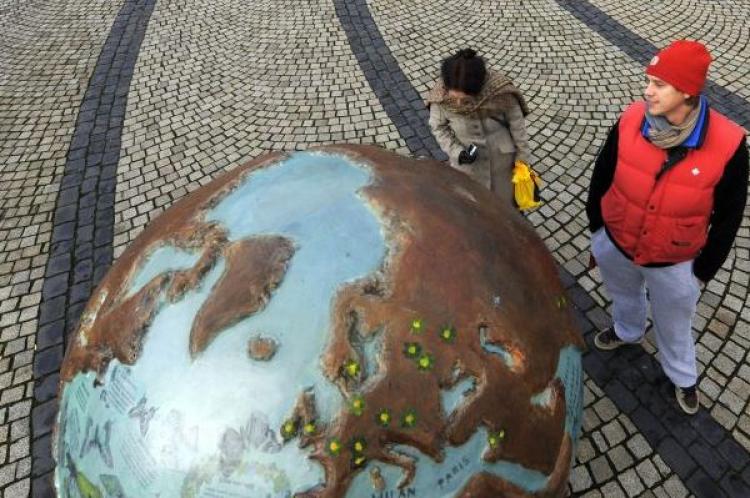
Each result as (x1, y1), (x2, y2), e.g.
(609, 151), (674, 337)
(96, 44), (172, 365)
(675, 385), (699, 415)
(593, 327), (630, 351)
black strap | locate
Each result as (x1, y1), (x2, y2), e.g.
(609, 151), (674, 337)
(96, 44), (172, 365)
(490, 115), (509, 128)
(655, 146), (688, 180)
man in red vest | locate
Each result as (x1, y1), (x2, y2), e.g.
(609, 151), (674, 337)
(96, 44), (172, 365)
(586, 40), (749, 415)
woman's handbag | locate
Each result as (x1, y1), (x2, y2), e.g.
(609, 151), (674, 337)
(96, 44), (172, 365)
(512, 160), (542, 211)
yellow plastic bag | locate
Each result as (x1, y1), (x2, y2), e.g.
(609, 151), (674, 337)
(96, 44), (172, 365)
(512, 160), (543, 211)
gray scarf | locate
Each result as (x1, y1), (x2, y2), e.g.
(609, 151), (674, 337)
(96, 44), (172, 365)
(645, 98), (703, 149)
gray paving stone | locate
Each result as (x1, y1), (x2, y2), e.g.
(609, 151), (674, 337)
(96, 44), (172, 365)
(8, 437), (29, 463)
(571, 464), (594, 493)
(3, 478), (30, 498)
(590, 455), (614, 484)
(653, 488), (670, 498)
(9, 421), (28, 442)
(602, 420), (627, 447)
(618, 468), (645, 497)
(712, 403), (739, 430)
(636, 459), (661, 488)
(577, 437), (597, 463)
(0, 374), (11, 391)
(581, 491), (604, 498)
(600, 480), (627, 498)
(593, 398), (619, 423)
(608, 444), (634, 472)
(663, 475), (690, 498)
(0, 387), (24, 406)
(0, 462), (17, 487)
(719, 389), (746, 415)
(15, 457), (31, 479)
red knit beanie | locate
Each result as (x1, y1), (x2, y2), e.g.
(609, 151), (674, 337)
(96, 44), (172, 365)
(645, 40), (712, 96)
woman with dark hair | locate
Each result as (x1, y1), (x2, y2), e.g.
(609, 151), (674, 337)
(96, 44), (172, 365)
(427, 48), (531, 205)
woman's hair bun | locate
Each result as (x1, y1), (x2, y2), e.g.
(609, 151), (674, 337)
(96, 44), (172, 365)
(441, 47), (486, 95)
(456, 48), (477, 59)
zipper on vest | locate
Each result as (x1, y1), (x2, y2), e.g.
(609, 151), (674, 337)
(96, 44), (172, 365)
(655, 146), (688, 180)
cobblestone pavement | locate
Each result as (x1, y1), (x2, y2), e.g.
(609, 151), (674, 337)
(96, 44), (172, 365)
(584, 0), (750, 102)
(1, 0), (749, 497)
(0, 0), (126, 496)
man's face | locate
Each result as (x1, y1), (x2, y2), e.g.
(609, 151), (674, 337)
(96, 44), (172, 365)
(644, 75), (690, 116)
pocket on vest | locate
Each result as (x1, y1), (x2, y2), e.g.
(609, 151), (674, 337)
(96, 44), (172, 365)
(670, 220), (707, 255)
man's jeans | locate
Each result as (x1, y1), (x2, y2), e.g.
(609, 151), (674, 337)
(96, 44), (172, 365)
(591, 228), (701, 388)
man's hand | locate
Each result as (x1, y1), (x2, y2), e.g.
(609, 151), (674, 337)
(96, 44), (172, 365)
(458, 144), (478, 165)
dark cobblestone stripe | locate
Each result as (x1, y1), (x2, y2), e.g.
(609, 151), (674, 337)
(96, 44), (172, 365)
(333, 0), (446, 159)
(30, 0), (157, 495)
(556, 0), (750, 130)
(562, 268), (750, 498)
(334, 1), (750, 496)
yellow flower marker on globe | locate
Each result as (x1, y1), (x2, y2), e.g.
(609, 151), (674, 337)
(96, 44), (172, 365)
(556, 295), (567, 309)
(417, 353), (434, 371)
(350, 395), (365, 416)
(352, 438), (366, 453)
(350, 437), (367, 467)
(376, 409), (392, 427)
(303, 421), (316, 436)
(440, 326), (456, 343)
(403, 342), (421, 359)
(327, 438), (342, 456)
(281, 419), (297, 440)
(410, 318), (424, 334)
(488, 429), (506, 449)
(343, 359), (360, 378)
(401, 409), (417, 428)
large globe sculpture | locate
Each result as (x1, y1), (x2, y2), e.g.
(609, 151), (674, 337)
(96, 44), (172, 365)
(54, 145), (584, 497)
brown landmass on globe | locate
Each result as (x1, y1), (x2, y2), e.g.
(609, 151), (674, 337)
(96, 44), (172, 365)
(248, 336), (279, 362)
(190, 236), (295, 356)
(285, 145), (583, 498)
(60, 145), (582, 498)
(60, 152), (287, 382)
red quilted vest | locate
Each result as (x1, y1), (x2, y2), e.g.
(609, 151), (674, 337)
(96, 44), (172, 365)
(601, 101), (744, 265)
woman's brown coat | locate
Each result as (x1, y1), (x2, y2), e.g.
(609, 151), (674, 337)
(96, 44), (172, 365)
(429, 98), (530, 204)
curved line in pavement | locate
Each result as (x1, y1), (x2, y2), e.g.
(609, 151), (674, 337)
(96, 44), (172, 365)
(31, 0), (157, 495)
(555, 0), (750, 130)
(333, 0), (446, 160)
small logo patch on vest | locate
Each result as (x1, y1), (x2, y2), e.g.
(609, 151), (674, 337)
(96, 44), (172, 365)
(691, 167), (700, 176)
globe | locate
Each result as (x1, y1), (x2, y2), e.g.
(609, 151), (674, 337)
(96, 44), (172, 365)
(54, 145), (584, 498)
